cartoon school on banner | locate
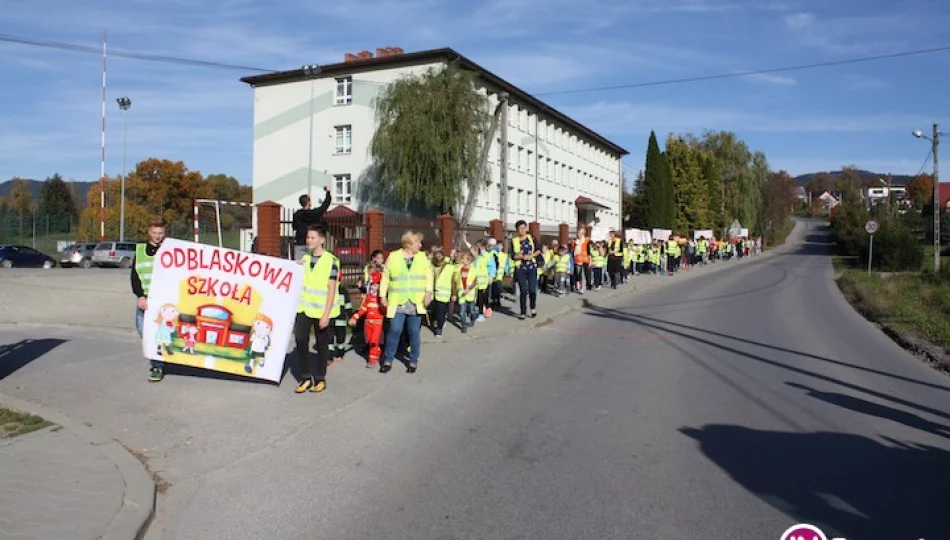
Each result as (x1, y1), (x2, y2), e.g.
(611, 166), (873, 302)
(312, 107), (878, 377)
(142, 239), (303, 383)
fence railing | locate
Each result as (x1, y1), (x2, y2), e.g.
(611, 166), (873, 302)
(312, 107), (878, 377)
(0, 212), (79, 255)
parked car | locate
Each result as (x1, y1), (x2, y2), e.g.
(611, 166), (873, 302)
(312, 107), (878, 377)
(92, 241), (137, 268)
(0, 245), (56, 269)
(59, 242), (98, 268)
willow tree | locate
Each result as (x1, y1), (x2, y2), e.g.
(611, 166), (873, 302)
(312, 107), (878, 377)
(370, 65), (490, 222)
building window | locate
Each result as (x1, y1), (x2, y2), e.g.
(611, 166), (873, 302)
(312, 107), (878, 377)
(527, 150), (534, 176)
(508, 143), (515, 169)
(483, 181), (492, 208)
(334, 125), (352, 154)
(333, 174), (352, 203)
(334, 77), (352, 105)
(509, 105), (516, 126)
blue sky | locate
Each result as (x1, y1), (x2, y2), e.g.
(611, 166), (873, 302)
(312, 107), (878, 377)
(2, 0), (949, 187)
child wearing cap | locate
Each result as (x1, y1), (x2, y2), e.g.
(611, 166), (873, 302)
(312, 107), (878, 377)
(553, 244), (572, 297)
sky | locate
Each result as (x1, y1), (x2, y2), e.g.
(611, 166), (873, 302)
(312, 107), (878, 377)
(2, 0), (950, 187)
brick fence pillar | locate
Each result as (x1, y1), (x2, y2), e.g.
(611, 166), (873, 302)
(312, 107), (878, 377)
(558, 223), (569, 246)
(256, 201), (281, 258)
(366, 209), (384, 255)
(437, 214), (455, 255)
(489, 219), (504, 243)
(529, 221), (541, 240)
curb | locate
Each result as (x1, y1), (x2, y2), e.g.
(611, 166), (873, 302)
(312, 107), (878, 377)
(0, 392), (155, 540)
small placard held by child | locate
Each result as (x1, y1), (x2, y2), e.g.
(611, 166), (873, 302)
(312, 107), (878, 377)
(142, 238), (304, 383)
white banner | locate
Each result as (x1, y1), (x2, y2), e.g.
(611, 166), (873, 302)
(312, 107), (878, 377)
(590, 226), (610, 243)
(651, 228), (672, 242)
(142, 239), (304, 383)
(625, 229), (652, 244)
(739, 228), (750, 238)
(693, 230), (714, 240)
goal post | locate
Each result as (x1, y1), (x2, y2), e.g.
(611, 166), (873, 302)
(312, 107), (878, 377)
(193, 199), (257, 249)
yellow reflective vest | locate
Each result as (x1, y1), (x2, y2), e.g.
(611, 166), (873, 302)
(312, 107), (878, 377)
(434, 263), (456, 303)
(380, 250), (433, 319)
(298, 251), (341, 319)
(554, 253), (570, 273)
(475, 253), (490, 291)
(455, 265), (478, 303)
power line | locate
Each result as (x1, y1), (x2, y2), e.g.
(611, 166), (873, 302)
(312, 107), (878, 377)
(535, 45), (950, 96)
(0, 33), (275, 72)
(914, 148), (933, 178)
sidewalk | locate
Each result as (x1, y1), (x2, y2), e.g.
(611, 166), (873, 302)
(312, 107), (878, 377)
(420, 245), (784, 345)
(0, 393), (155, 540)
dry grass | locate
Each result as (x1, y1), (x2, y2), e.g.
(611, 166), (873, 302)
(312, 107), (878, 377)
(838, 270), (950, 355)
(123, 444), (172, 494)
(0, 407), (53, 438)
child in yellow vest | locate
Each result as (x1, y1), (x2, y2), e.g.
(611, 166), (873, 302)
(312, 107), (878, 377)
(454, 251), (478, 333)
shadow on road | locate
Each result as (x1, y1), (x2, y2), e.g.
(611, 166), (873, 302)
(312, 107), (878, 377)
(786, 382), (950, 439)
(0, 339), (67, 379)
(680, 424), (950, 539)
(582, 302), (950, 395)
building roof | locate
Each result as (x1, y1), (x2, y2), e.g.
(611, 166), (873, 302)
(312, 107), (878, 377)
(240, 47), (629, 157)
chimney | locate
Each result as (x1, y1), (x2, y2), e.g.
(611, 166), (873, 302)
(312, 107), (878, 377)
(357, 50), (373, 59)
(392, 46), (404, 54)
(377, 47), (388, 57)
(344, 52), (358, 62)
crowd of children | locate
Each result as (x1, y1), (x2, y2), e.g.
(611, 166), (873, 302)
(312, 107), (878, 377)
(333, 230), (762, 370)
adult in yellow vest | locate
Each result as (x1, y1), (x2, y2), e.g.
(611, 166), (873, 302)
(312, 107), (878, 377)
(132, 217), (168, 383)
(379, 230), (433, 373)
(666, 238), (678, 275)
(510, 220), (541, 320)
(606, 230), (624, 289)
(294, 225), (340, 393)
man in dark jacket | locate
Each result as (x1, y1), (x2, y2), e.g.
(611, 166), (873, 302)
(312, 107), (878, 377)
(293, 186), (332, 260)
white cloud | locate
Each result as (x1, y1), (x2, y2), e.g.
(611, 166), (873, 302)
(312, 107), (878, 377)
(784, 12), (815, 31)
(563, 101), (929, 136)
(746, 73), (798, 86)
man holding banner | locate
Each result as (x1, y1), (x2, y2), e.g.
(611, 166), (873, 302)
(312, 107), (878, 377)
(132, 217), (168, 382)
(294, 225), (339, 393)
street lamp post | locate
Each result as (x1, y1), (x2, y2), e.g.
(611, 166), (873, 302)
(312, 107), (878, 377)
(913, 124), (942, 273)
(116, 97), (131, 242)
(301, 64), (321, 198)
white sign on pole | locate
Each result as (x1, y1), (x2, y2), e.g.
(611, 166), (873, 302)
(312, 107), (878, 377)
(865, 219), (879, 235)
(693, 230), (714, 240)
(739, 228), (750, 238)
(142, 239), (304, 383)
(590, 226), (610, 242)
(652, 228), (672, 241)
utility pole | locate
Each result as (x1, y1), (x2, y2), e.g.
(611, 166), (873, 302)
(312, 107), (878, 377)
(934, 123), (941, 273)
(117, 96), (131, 242)
(302, 64), (321, 198)
(499, 92), (509, 229)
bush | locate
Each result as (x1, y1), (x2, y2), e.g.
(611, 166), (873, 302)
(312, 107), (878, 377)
(860, 212), (924, 271)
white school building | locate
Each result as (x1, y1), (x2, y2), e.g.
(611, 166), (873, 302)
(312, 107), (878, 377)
(240, 47), (628, 230)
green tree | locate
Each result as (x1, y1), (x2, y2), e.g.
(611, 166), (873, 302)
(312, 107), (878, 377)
(702, 152), (725, 233)
(623, 170), (647, 228)
(9, 178), (34, 235)
(699, 131), (754, 227)
(370, 65), (489, 220)
(666, 135), (708, 232)
(39, 173), (78, 230)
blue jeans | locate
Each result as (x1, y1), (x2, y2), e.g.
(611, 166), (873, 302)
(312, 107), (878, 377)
(458, 301), (474, 329)
(382, 312), (422, 366)
(514, 267), (538, 315)
(136, 306), (163, 369)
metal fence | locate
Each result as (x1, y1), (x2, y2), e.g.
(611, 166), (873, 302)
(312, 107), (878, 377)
(280, 207), (368, 287)
(0, 212), (79, 255)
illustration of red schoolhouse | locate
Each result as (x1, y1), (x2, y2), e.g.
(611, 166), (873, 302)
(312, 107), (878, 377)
(178, 304), (251, 351)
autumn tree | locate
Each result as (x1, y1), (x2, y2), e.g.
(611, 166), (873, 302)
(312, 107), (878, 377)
(128, 158), (212, 234)
(906, 174), (934, 208)
(9, 178), (34, 235)
(369, 64), (489, 221)
(78, 177), (151, 241)
(666, 134), (708, 232)
(804, 172), (834, 195)
(39, 173), (78, 230)
(761, 171), (796, 244)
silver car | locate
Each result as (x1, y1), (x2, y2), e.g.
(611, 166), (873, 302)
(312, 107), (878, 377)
(59, 242), (98, 269)
(92, 241), (137, 268)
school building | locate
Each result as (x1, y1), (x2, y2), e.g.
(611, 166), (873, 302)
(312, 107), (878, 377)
(240, 46), (628, 231)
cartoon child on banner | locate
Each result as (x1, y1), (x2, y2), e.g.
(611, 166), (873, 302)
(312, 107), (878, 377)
(155, 303), (180, 357)
(181, 325), (198, 354)
(246, 313), (273, 373)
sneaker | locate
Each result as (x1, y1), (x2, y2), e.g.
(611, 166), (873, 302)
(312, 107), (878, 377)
(518, 313), (526, 320)
(407, 364), (417, 374)
(310, 380), (327, 393)
(148, 366), (164, 382)
(379, 363), (392, 374)
(434, 333), (443, 339)
(295, 378), (314, 393)
(461, 327), (468, 334)
(476, 315), (485, 323)
(366, 360), (378, 369)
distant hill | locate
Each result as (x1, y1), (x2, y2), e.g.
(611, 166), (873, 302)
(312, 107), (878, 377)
(794, 169), (914, 187)
(0, 178), (96, 206)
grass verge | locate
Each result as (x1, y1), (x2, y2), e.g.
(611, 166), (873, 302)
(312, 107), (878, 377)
(837, 269), (950, 366)
(0, 406), (53, 438)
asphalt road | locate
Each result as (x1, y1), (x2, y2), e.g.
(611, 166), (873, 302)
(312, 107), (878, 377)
(3, 220), (949, 540)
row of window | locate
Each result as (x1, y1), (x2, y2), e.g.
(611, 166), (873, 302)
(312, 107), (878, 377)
(476, 183), (575, 221)
(493, 141), (618, 200)
(501, 100), (614, 171)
